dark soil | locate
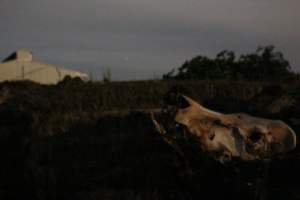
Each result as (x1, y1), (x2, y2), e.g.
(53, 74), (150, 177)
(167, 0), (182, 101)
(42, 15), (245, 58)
(0, 79), (299, 200)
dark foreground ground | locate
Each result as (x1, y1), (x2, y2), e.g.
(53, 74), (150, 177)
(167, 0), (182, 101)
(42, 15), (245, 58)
(0, 79), (300, 200)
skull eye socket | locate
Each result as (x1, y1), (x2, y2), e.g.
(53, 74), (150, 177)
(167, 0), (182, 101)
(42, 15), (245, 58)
(248, 130), (263, 142)
(209, 132), (215, 140)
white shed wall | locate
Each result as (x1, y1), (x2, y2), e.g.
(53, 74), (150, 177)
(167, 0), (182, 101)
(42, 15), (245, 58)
(0, 60), (88, 84)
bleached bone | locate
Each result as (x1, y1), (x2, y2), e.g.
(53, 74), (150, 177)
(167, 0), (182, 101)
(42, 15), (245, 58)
(165, 95), (296, 162)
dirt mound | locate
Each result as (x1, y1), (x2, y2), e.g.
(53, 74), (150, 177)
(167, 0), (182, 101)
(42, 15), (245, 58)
(0, 80), (299, 200)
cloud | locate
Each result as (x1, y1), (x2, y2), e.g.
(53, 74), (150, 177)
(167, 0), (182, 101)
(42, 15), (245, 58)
(0, 0), (300, 80)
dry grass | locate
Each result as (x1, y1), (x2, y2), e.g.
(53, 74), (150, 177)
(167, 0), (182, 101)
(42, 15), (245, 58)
(0, 79), (300, 200)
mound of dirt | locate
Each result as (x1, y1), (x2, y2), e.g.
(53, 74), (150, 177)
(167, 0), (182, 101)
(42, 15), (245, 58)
(0, 80), (299, 200)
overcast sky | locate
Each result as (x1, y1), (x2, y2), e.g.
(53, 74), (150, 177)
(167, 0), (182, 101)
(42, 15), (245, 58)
(0, 0), (299, 80)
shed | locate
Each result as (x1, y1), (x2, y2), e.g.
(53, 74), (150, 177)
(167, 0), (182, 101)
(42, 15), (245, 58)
(0, 49), (88, 84)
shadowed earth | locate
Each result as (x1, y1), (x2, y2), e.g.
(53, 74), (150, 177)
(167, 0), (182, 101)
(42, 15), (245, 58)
(0, 79), (299, 200)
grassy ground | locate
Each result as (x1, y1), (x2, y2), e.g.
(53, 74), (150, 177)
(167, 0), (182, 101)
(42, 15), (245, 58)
(0, 79), (300, 200)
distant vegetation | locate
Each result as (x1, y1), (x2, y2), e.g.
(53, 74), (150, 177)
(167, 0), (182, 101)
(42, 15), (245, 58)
(163, 45), (298, 81)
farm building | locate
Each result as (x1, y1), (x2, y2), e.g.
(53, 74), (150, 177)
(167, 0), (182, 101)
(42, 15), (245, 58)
(0, 49), (88, 84)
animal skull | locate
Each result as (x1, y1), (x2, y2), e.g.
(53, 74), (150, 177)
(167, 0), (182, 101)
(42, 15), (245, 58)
(170, 95), (296, 162)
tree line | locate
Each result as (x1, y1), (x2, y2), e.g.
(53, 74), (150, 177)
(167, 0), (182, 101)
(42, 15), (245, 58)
(163, 45), (298, 81)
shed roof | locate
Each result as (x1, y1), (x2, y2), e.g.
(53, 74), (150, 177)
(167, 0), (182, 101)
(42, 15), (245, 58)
(2, 49), (33, 62)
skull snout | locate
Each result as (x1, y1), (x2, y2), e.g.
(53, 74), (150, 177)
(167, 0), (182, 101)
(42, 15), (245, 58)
(269, 122), (297, 154)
